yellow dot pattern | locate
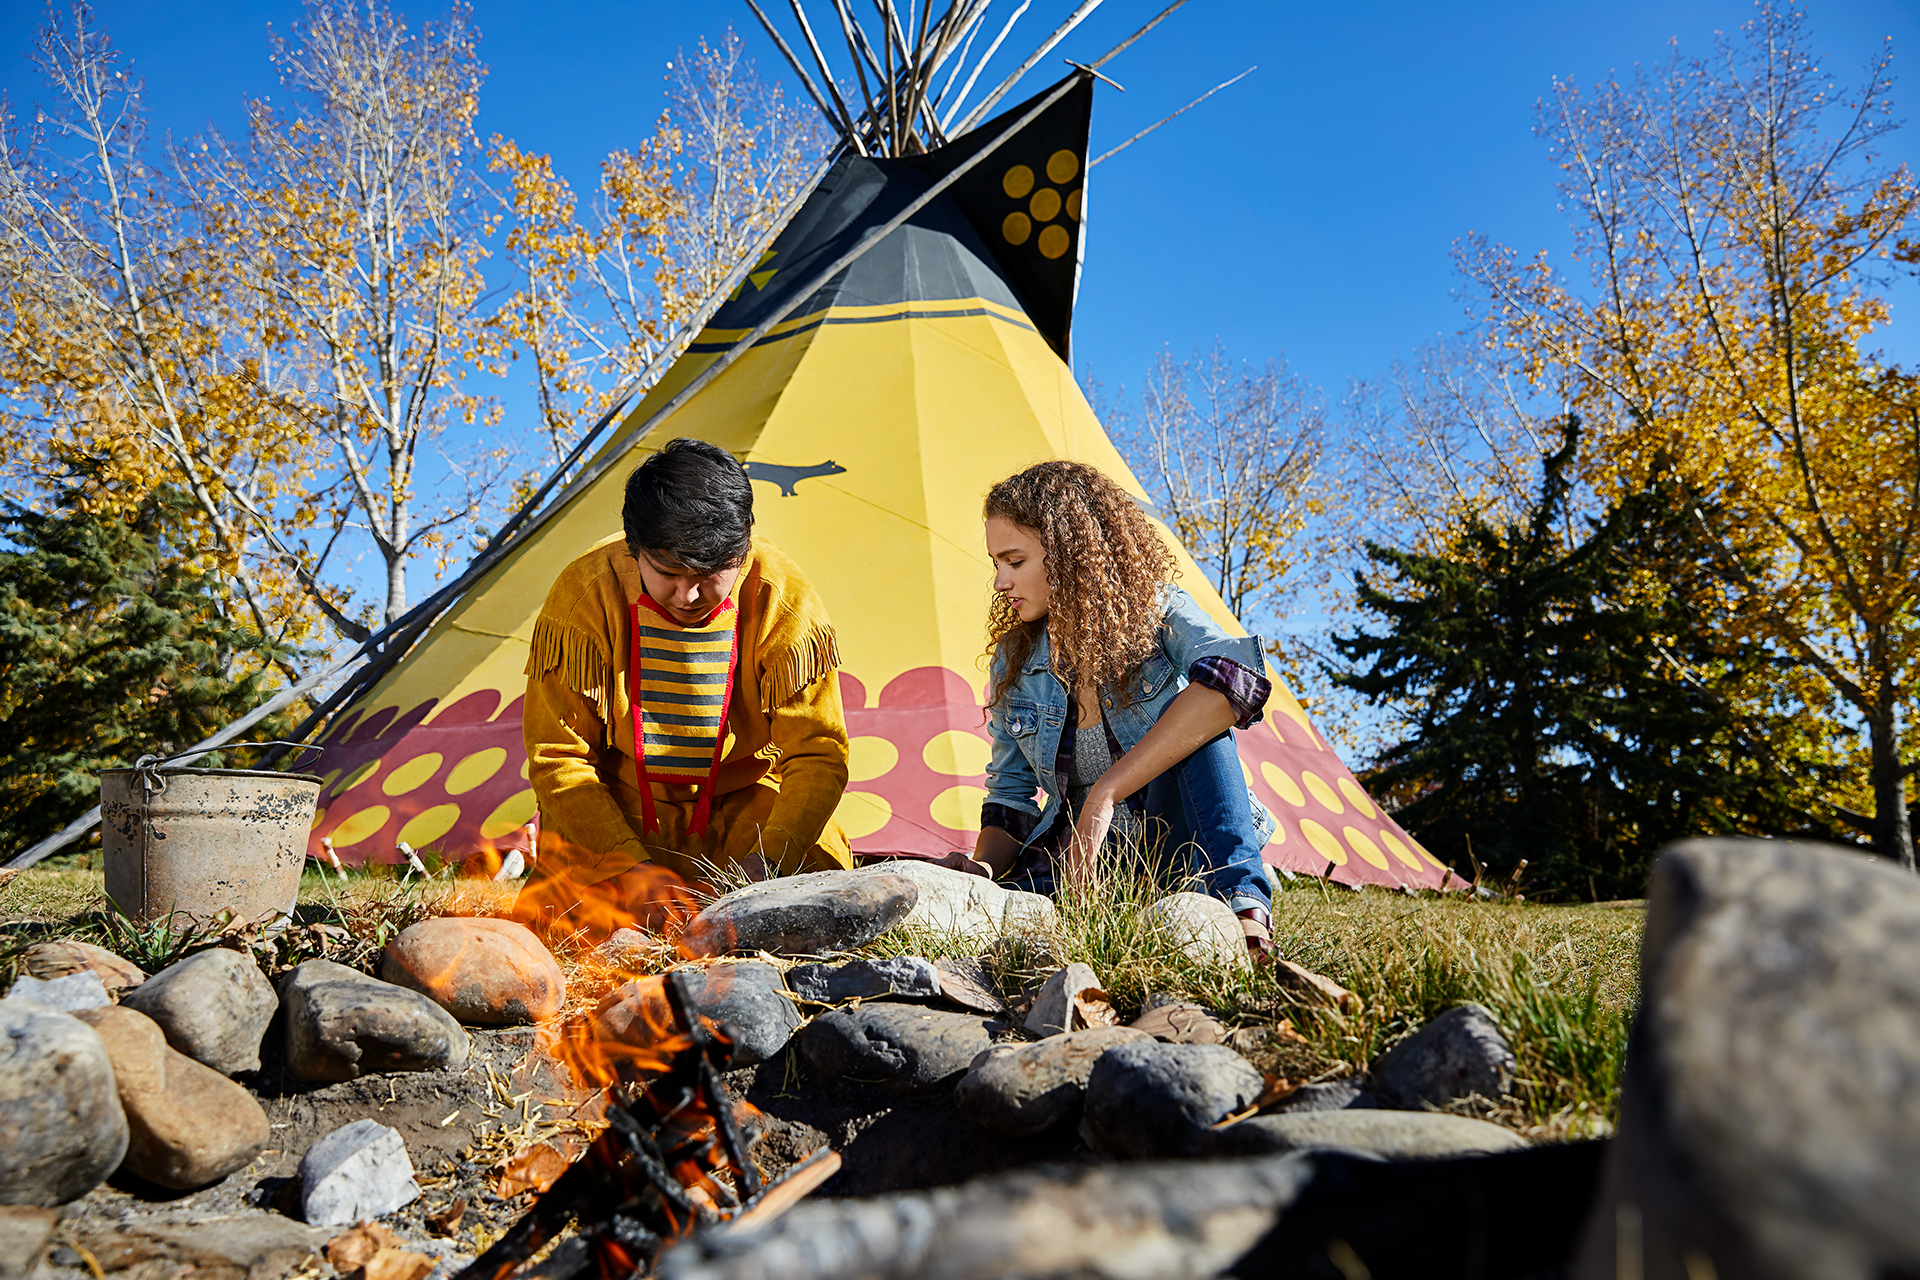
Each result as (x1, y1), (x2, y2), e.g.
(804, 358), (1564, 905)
(833, 790), (893, 840)
(1380, 831), (1425, 871)
(381, 752), (443, 797)
(329, 804), (391, 848)
(337, 759), (381, 794)
(398, 804), (462, 850)
(1302, 771), (1344, 814)
(930, 784), (988, 832)
(1299, 819), (1347, 866)
(1337, 776), (1378, 817)
(923, 730), (992, 777)
(480, 790), (537, 840)
(997, 154), (1082, 257)
(446, 748), (507, 796)
(1343, 826), (1389, 870)
(1262, 762), (1306, 807)
(848, 736), (900, 783)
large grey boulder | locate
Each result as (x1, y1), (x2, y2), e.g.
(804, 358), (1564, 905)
(1204, 1109), (1525, 1159)
(4, 972), (109, 1014)
(1370, 1003), (1515, 1110)
(682, 871), (918, 958)
(864, 861), (1057, 942)
(280, 960), (470, 1083)
(0, 1001), (128, 1205)
(1144, 892), (1246, 971)
(1081, 1040), (1264, 1159)
(800, 1005), (999, 1094)
(956, 1026), (1151, 1136)
(120, 947), (277, 1075)
(594, 962), (800, 1068)
(1576, 838), (1920, 1280)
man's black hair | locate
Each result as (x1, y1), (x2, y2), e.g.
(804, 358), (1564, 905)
(622, 437), (754, 573)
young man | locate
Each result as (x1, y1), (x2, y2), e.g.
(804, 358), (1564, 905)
(515, 437), (851, 933)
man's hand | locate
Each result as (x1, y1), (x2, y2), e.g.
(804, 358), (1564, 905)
(934, 849), (993, 878)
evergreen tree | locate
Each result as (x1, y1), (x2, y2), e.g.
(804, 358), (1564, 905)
(1332, 421), (1837, 899)
(0, 491), (304, 856)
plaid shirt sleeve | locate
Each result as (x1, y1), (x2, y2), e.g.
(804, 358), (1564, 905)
(1188, 656), (1271, 730)
(980, 801), (1040, 843)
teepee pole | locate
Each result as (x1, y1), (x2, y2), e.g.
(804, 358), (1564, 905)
(1090, 65), (1253, 167)
(744, 0), (856, 150)
(931, 0), (991, 114)
(1089, 0), (1187, 69)
(940, 0), (1028, 129)
(953, 0), (1102, 133)
(788, 1), (867, 152)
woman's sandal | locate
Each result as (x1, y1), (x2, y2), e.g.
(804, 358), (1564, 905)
(1236, 906), (1276, 966)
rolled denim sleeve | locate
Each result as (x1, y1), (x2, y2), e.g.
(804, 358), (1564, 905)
(1188, 656), (1271, 730)
(1159, 586), (1268, 676)
(983, 657), (1042, 822)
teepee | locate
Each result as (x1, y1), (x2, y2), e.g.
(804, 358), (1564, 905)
(298, 2), (1459, 892)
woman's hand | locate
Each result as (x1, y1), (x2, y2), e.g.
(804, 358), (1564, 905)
(935, 849), (994, 878)
(1067, 786), (1117, 887)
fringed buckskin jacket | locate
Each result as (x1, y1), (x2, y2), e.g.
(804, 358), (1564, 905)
(521, 535), (850, 884)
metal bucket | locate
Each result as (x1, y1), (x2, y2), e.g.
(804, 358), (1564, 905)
(100, 766), (324, 926)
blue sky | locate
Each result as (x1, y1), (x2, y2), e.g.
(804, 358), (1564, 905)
(4, 0), (1918, 605)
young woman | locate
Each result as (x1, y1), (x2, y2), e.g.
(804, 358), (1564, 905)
(948, 460), (1278, 959)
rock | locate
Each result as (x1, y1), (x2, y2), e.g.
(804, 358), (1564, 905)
(0, 1001), (127, 1205)
(1128, 999), (1227, 1045)
(379, 917), (565, 1025)
(932, 958), (1005, 1015)
(955, 1026), (1152, 1136)
(0, 1206), (56, 1278)
(1203, 1109), (1526, 1159)
(20, 942), (144, 994)
(657, 1152), (1317, 1280)
(1271, 959), (1362, 1014)
(1023, 963), (1113, 1037)
(120, 948), (277, 1075)
(280, 960), (470, 1084)
(594, 962), (800, 1068)
(298, 1119), (420, 1227)
(4, 972), (109, 1013)
(595, 928), (654, 971)
(865, 861), (1059, 942)
(1371, 1003), (1515, 1111)
(681, 870), (919, 958)
(1576, 838), (1920, 1280)
(1268, 1077), (1375, 1113)
(787, 956), (941, 1004)
(1081, 1040), (1264, 1159)
(71, 1006), (268, 1190)
(1144, 892), (1246, 971)
(801, 1005), (999, 1094)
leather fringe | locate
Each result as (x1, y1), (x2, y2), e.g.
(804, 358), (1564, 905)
(762, 624), (841, 713)
(527, 617), (614, 723)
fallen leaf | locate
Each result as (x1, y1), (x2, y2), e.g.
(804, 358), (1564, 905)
(363, 1247), (436, 1280)
(425, 1198), (467, 1237)
(326, 1224), (405, 1273)
(491, 1142), (570, 1197)
(1068, 987), (1121, 1030)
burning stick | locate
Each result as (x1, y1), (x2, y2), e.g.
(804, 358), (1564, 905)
(452, 971), (779, 1280)
(320, 836), (345, 879)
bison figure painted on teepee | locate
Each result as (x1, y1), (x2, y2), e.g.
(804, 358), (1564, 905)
(302, 18), (1458, 892)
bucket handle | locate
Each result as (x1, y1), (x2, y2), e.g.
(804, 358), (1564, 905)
(131, 741), (321, 797)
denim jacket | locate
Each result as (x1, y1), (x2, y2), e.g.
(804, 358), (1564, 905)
(984, 585), (1277, 849)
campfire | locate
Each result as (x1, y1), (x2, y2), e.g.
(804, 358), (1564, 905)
(457, 963), (833, 1280)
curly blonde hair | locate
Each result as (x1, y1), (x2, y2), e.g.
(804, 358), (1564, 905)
(983, 460), (1178, 708)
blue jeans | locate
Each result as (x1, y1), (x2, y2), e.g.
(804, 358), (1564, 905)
(1009, 727), (1272, 915)
(1139, 729), (1272, 914)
